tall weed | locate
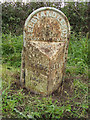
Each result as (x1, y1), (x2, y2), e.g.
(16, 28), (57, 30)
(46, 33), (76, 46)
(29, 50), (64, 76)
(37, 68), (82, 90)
(67, 32), (88, 75)
(2, 33), (23, 67)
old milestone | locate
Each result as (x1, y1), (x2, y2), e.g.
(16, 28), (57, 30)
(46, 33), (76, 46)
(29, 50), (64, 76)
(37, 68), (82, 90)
(20, 7), (70, 95)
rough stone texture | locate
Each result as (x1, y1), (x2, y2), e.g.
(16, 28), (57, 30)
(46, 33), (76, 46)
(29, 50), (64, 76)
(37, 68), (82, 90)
(20, 7), (70, 96)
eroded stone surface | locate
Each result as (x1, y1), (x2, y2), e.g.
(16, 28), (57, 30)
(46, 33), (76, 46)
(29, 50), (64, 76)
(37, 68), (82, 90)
(20, 7), (70, 96)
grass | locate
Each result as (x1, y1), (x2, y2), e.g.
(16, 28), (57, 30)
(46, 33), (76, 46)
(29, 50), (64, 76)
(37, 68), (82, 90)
(1, 32), (89, 119)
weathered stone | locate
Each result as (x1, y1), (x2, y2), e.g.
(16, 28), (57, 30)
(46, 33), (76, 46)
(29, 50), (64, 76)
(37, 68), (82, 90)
(20, 7), (70, 96)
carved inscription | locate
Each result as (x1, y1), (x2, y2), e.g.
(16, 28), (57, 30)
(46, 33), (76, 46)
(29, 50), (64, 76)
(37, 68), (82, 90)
(25, 10), (68, 42)
(21, 7), (70, 95)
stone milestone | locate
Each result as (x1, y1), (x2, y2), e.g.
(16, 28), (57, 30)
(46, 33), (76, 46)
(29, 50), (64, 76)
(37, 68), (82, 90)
(20, 7), (70, 96)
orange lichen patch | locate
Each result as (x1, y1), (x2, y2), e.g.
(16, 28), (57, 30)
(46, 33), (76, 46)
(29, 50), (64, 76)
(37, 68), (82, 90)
(33, 17), (61, 41)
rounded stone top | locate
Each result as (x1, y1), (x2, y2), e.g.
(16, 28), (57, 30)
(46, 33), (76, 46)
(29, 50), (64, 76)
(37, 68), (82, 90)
(24, 7), (70, 44)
